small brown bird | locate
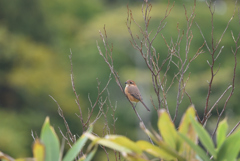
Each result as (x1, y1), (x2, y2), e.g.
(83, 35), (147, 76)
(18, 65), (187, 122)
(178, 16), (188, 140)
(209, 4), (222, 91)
(124, 80), (150, 111)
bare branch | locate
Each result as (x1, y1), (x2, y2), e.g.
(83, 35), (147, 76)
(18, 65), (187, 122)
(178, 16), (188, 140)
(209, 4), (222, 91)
(97, 26), (154, 144)
(201, 0), (238, 125)
(83, 76), (111, 128)
(173, 0), (197, 122)
(49, 95), (76, 148)
(69, 49), (84, 129)
(227, 121), (240, 137)
(206, 85), (232, 118)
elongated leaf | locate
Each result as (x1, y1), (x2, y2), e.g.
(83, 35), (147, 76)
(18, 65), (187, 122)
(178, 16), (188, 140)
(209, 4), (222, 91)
(178, 105), (196, 136)
(40, 117), (60, 161)
(86, 133), (140, 154)
(158, 109), (178, 150)
(136, 140), (176, 160)
(0, 151), (14, 161)
(0, 153), (34, 161)
(63, 126), (92, 161)
(190, 116), (216, 158)
(178, 105), (197, 159)
(216, 119), (228, 150)
(217, 129), (240, 161)
(105, 135), (142, 154)
(179, 133), (211, 161)
(82, 145), (98, 161)
(33, 139), (45, 161)
(123, 155), (147, 161)
(140, 122), (161, 144)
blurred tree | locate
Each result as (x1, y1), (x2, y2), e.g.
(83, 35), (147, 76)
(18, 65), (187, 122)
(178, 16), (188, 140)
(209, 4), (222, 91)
(0, 0), (50, 42)
(0, 26), (75, 112)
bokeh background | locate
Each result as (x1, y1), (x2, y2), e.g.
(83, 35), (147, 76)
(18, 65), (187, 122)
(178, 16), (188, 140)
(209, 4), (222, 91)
(0, 0), (240, 160)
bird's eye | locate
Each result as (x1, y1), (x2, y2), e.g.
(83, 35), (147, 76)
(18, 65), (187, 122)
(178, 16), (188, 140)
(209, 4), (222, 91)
(130, 81), (133, 84)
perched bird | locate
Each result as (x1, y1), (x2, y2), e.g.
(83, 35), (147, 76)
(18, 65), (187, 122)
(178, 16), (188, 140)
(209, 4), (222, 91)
(124, 80), (150, 111)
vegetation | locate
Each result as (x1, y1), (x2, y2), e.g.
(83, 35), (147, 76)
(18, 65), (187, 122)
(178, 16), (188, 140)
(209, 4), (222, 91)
(0, 0), (240, 160)
(2, 106), (240, 160)
(0, 117), (95, 161)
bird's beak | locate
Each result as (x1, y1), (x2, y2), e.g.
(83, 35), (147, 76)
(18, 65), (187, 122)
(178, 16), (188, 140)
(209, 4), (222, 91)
(125, 81), (127, 84)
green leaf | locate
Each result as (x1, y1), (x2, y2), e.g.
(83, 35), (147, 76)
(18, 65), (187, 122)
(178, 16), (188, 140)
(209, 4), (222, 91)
(123, 156), (147, 161)
(178, 105), (198, 158)
(216, 119), (228, 150)
(63, 126), (92, 161)
(136, 140), (179, 160)
(190, 116), (216, 158)
(105, 135), (142, 154)
(33, 139), (45, 161)
(40, 117), (60, 161)
(137, 140), (172, 159)
(216, 129), (240, 161)
(140, 122), (161, 144)
(86, 133), (141, 154)
(178, 105), (196, 135)
(15, 159), (34, 161)
(158, 109), (178, 150)
(179, 133), (211, 161)
(83, 145), (98, 161)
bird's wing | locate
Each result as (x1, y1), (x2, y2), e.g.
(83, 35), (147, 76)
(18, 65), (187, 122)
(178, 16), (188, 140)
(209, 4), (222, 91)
(128, 86), (142, 101)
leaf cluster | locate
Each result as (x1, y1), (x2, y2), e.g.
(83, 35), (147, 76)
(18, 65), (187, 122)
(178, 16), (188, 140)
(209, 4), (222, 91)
(86, 106), (240, 161)
(0, 117), (96, 161)
(2, 106), (240, 161)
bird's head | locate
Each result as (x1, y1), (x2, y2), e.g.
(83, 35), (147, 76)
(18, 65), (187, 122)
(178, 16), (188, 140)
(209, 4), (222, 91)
(125, 80), (136, 87)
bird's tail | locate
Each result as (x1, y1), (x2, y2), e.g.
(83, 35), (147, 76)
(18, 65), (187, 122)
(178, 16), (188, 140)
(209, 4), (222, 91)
(141, 101), (150, 111)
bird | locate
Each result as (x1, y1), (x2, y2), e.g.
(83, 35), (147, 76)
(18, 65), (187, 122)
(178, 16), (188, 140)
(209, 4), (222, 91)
(124, 80), (150, 111)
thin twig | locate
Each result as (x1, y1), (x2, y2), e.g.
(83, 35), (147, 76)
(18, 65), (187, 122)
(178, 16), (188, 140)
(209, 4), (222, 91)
(83, 76), (111, 128)
(201, 0), (236, 125)
(210, 0), (239, 136)
(97, 27), (154, 144)
(173, 0), (197, 122)
(69, 49), (84, 129)
(227, 121), (240, 137)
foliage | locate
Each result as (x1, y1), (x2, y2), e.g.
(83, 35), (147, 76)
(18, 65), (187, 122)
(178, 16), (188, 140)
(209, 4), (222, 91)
(86, 105), (240, 161)
(0, 117), (95, 161)
(180, 117), (240, 161)
(1, 106), (240, 161)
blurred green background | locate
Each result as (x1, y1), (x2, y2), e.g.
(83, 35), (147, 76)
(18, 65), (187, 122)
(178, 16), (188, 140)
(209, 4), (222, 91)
(0, 0), (240, 160)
